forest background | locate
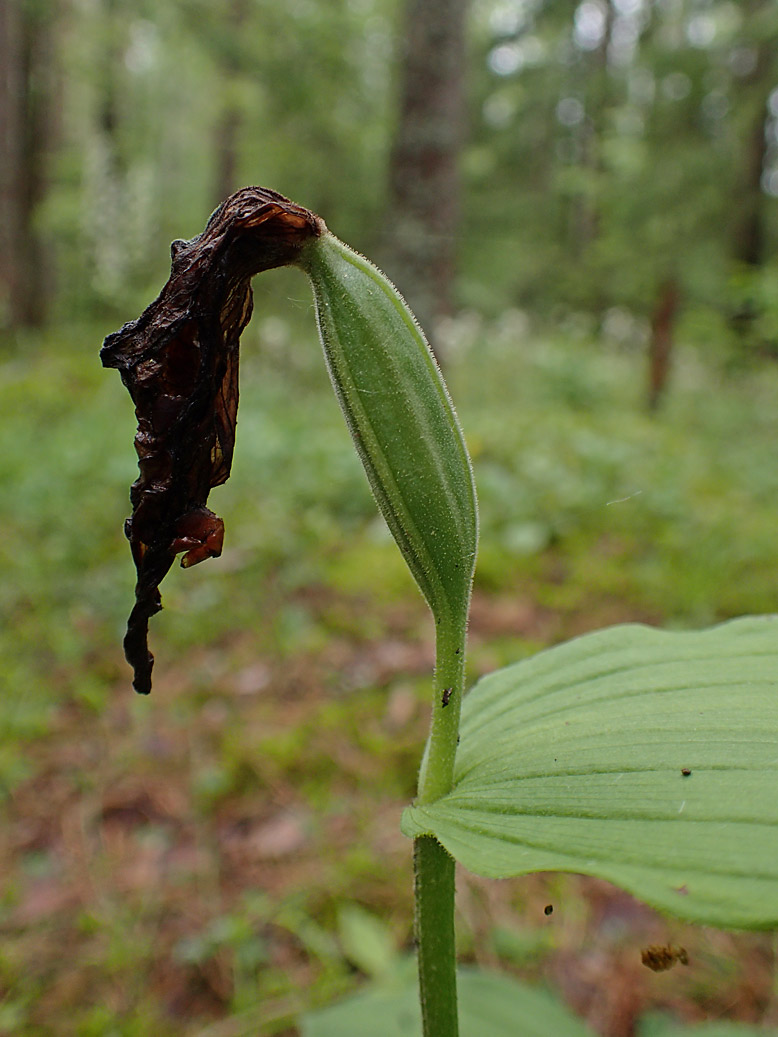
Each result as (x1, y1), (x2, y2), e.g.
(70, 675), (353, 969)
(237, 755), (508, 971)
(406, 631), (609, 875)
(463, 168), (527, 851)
(1, 1), (778, 1035)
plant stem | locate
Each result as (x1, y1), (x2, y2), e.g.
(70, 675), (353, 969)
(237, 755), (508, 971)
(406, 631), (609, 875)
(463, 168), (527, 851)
(417, 615), (467, 806)
(414, 835), (458, 1037)
(414, 613), (468, 1037)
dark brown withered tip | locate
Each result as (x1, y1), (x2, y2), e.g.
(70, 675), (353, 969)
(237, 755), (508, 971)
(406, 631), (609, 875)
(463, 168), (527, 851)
(101, 187), (323, 693)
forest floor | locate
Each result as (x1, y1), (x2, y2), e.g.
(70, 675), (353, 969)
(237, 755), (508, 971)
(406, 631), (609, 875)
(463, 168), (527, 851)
(1, 314), (777, 1036)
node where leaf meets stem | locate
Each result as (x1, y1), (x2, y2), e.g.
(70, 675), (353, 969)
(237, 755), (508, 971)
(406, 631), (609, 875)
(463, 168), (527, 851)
(413, 613), (469, 1037)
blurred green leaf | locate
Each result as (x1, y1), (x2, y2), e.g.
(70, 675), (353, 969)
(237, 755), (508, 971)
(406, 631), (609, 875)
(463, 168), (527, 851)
(301, 966), (594, 1037)
(337, 904), (399, 981)
(489, 923), (552, 965)
(638, 1014), (778, 1037)
(403, 617), (778, 929)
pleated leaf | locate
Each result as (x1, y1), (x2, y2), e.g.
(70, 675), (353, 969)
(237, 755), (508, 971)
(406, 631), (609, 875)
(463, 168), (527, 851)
(402, 617), (778, 929)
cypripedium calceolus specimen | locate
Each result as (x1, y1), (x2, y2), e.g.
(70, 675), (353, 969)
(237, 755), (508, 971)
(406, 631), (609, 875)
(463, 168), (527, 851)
(103, 186), (477, 1035)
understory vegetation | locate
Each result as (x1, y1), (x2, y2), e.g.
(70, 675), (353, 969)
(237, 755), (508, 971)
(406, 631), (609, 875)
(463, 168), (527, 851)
(1, 313), (777, 1035)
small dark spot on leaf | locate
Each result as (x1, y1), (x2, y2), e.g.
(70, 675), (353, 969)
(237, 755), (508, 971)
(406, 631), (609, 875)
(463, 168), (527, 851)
(681, 768), (691, 776)
(544, 904), (553, 916)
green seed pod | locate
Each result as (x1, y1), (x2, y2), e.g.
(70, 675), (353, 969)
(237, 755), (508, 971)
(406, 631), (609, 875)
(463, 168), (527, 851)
(298, 232), (478, 627)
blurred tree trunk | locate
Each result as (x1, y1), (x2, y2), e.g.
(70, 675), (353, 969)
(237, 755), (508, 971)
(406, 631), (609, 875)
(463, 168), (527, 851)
(647, 277), (679, 412)
(213, 107), (240, 206)
(0, 0), (16, 324)
(574, 0), (614, 260)
(212, 0), (247, 206)
(0, 0), (54, 329)
(383, 0), (468, 355)
(731, 45), (771, 271)
(98, 0), (122, 175)
(729, 2), (775, 344)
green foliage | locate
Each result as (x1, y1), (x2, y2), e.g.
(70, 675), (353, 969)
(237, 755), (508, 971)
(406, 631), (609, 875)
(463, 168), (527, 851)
(639, 1017), (778, 1037)
(34, 0), (396, 321)
(3, 322), (778, 782)
(464, 0), (778, 321)
(308, 986), (778, 1037)
(336, 903), (398, 981)
(302, 966), (595, 1037)
(2, 317), (778, 1031)
(462, 331), (778, 624)
(12, 0), (777, 344)
(403, 617), (778, 929)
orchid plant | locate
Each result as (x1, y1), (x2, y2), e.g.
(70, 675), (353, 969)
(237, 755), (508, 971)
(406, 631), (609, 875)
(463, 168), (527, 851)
(104, 188), (778, 1037)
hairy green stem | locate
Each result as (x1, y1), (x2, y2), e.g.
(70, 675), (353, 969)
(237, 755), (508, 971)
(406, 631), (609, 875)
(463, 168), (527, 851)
(417, 616), (467, 805)
(414, 835), (458, 1037)
(414, 613), (468, 1036)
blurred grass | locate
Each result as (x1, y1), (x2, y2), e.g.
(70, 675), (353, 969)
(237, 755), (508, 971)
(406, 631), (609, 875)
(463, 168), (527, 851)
(1, 312), (777, 1033)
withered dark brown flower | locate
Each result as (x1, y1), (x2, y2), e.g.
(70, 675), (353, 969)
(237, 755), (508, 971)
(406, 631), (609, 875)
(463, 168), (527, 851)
(101, 187), (323, 693)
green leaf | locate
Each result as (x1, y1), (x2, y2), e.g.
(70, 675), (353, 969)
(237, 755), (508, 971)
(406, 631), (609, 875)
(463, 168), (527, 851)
(638, 1014), (778, 1037)
(402, 617), (778, 928)
(300, 966), (594, 1037)
(337, 903), (399, 981)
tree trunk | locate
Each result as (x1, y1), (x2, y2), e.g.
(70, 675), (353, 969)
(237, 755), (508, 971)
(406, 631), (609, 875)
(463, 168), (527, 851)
(647, 278), (679, 411)
(573, 0), (614, 259)
(728, 3), (775, 345)
(213, 107), (241, 207)
(212, 0), (248, 207)
(731, 46), (771, 271)
(383, 0), (468, 354)
(0, 0), (18, 325)
(0, 0), (53, 329)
